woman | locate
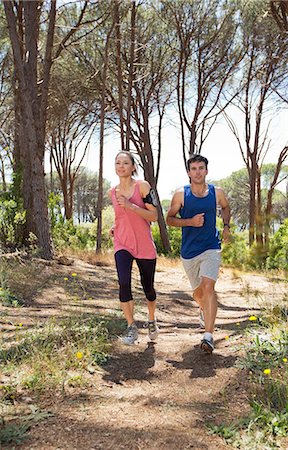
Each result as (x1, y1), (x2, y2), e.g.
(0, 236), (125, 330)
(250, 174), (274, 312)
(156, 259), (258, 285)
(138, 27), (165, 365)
(109, 151), (159, 345)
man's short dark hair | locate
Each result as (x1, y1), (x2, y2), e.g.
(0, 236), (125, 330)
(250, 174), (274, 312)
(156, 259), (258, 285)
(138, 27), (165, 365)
(186, 154), (208, 170)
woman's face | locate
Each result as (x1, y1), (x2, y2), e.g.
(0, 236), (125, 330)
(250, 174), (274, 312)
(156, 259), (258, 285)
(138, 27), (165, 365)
(115, 153), (135, 177)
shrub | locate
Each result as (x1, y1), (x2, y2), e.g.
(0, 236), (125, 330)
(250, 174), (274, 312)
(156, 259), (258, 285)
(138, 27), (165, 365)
(0, 199), (26, 250)
(266, 219), (288, 270)
(152, 224), (181, 257)
(221, 230), (249, 268)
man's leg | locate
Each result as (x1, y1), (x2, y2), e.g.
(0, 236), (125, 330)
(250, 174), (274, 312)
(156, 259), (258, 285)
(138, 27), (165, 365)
(193, 277), (217, 333)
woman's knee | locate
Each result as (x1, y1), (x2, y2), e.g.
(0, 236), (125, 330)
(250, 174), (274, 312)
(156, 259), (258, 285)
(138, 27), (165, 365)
(145, 288), (156, 301)
(119, 282), (132, 302)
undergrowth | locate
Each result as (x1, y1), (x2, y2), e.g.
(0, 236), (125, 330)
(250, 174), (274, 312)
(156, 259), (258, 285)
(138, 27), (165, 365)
(0, 313), (125, 446)
(207, 304), (288, 449)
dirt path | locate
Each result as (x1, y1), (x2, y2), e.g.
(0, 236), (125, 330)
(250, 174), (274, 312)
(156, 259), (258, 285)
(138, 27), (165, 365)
(2, 258), (286, 450)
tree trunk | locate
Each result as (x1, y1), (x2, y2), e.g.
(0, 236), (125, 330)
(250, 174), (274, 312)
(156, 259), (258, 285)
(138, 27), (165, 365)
(4, 1), (54, 258)
(248, 164), (256, 247)
(126, 1), (136, 151)
(140, 110), (171, 253)
(114, 0), (125, 150)
(96, 21), (115, 253)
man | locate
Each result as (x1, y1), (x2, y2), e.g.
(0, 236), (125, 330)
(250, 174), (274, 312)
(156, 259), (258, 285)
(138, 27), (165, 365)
(166, 154), (231, 353)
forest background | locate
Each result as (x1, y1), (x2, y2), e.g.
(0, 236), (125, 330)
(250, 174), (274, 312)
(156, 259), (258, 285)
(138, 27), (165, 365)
(0, 0), (288, 268)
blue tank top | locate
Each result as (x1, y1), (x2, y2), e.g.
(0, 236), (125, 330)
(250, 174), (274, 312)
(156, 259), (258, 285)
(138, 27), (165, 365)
(180, 184), (221, 259)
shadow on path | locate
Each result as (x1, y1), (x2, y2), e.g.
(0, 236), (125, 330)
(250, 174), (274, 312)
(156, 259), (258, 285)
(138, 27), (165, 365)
(167, 344), (238, 379)
(103, 342), (156, 384)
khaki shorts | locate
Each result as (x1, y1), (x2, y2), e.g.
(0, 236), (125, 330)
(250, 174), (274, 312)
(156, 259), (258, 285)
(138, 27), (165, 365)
(181, 249), (222, 291)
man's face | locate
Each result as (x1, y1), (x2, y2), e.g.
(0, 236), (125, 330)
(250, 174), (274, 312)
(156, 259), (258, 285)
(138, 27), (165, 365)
(187, 161), (208, 183)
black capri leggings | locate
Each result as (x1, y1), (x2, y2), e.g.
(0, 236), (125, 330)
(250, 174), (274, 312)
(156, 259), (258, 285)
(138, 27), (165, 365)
(115, 249), (156, 303)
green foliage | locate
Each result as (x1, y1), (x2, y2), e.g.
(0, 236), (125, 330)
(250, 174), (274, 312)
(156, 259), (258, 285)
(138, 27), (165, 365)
(221, 229), (249, 267)
(152, 224), (181, 257)
(0, 198), (26, 250)
(52, 220), (96, 250)
(48, 192), (64, 229)
(207, 422), (238, 442)
(0, 168), (27, 250)
(0, 408), (53, 446)
(208, 314), (288, 448)
(48, 197), (114, 251)
(0, 421), (30, 445)
(266, 219), (288, 270)
(248, 402), (288, 437)
(0, 287), (23, 307)
(0, 315), (121, 388)
(238, 330), (288, 375)
(0, 261), (24, 307)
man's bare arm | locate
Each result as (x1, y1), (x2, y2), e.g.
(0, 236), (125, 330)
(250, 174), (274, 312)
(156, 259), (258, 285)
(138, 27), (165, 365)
(166, 190), (205, 228)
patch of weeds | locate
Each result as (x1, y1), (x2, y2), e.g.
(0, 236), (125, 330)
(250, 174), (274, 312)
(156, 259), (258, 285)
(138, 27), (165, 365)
(248, 401), (288, 437)
(0, 287), (24, 307)
(0, 384), (18, 403)
(237, 329), (288, 373)
(66, 374), (86, 388)
(240, 281), (262, 300)
(0, 421), (30, 445)
(0, 407), (53, 446)
(0, 314), (121, 396)
(206, 422), (239, 442)
(226, 320), (288, 448)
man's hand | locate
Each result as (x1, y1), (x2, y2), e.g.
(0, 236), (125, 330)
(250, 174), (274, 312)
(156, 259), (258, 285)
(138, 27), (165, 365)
(222, 226), (230, 243)
(188, 213), (205, 227)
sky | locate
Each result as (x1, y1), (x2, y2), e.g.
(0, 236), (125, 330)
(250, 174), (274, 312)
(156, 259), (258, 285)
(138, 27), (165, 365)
(83, 107), (288, 200)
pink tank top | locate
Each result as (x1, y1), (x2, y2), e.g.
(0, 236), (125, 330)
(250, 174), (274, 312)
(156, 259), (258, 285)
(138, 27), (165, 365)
(111, 181), (157, 259)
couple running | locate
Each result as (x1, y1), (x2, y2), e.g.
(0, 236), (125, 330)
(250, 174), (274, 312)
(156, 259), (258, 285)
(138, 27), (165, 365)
(109, 152), (231, 353)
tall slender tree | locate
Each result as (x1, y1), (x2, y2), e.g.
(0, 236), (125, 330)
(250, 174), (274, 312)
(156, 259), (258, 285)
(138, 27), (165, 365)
(3, 0), (89, 258)
(224, 0), (288, 249)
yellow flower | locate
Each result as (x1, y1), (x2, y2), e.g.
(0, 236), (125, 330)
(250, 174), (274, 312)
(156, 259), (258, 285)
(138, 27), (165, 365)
(249, 315), (257, 321)
(283, 358), (287, 363)
(263, 368), (271, 375)
(225, 335), (229, 340)
(64, 277), (68, 281)
(18, 323), (23, 327)
(71, 273), (77, 277)
(236, 322), (240, 326)
(76, 351), (83, 360)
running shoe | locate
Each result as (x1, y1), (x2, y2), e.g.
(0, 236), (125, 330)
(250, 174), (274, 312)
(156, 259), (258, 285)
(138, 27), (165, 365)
(122, 323), (138, 345)
(200, 336), (214, 353)
(147, 320), (159, 341)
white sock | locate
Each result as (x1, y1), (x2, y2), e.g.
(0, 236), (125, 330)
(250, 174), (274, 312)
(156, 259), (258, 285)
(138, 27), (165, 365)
(204, 332), (213, 341)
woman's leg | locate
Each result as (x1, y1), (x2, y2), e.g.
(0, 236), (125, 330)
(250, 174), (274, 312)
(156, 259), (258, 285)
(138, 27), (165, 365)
(115, 250), (135, 325)
(136, 258), (157, 320)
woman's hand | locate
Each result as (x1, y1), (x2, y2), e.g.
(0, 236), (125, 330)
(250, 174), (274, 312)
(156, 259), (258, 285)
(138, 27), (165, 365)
(117, 195), (132, 209)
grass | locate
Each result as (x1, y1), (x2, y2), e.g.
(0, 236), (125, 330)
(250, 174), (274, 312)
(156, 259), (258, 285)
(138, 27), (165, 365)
(0, 313), (125, 446)
(0, 408), (54, 446)
(1, 251), (287, 448)
(0, 254), (125, 446)
(0, 287), (24, 307)
(208, 305), (288, 449)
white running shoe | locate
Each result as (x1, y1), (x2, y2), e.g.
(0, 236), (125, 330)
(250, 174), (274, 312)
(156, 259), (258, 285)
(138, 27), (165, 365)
(122, 323), (138, 345)
(148, 320), (159, 341)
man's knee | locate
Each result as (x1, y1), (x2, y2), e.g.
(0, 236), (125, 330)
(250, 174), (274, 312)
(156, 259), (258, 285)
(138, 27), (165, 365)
(201, 277), (215, 290)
